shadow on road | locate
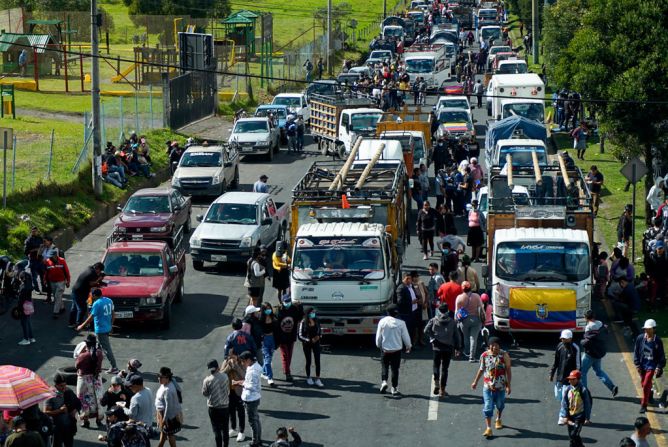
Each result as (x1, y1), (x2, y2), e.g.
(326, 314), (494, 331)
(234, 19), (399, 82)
(260, 408), (330, 421)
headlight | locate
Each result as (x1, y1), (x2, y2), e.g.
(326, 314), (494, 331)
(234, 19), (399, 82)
(361, 304), (383, 313)
(116, 226), (126, 233)
(240, 236), (253, 247)
(211, 174), (222, 185)
(171, 177), (180, 187)
(255, 140), (270, 147)
(494, 294), (509, 317)
(150, 226), (168, 233)
(190, 237), (201, 248)
(139, 296), (160, 306)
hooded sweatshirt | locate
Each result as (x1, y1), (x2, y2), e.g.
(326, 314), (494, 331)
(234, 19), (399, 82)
(581, 320), (607, 359)
(375, 316), (412, 352)
(424, 312), (462, 351)
(647, 177), (665, 211)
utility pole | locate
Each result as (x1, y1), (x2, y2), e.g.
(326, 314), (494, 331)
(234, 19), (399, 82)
(327, 0), (332, 75)
(383, 0), (387, 19)
(91, 0), (103, 198)
(532, 0), (539, 64)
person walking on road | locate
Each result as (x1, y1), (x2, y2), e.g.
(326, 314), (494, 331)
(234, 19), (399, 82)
(234, 351), (262, 447)
(245, 248), (268, 306)
(276, 294), (304, 382)
(580, 310), (618, 396)
(260, 302), (278, 387)
(253, 175), (269, 193)
(427, 263), (445, 314)
(633, 319), (666, 413)
(44, 251), (70, 318)
(585, 165), (604, 216)
(44, 373), (82, 447)
(270, 426), (302, 447)
(75, 333), (104, 428)
(617, 204), (633, 257)
(455, 281), (484, 362)
(224, 318), (257, 359)
(155, 367), (182, 447)
(396, 272), (418, 345)
(467, 200), (486, 263)
(561, 370), (592, 447)
(550, 329), (581, 424)
(631, 416), (651, 447)
(16, 271), (35, 346)
(417, 201), (439, 260)
(376, 304), (412, 396)
(202, 359), (230, 447)
(471, 337), (511, 438)
(298, 307), (324, 387)
(69, 262), (106, 327)
(473, 79), (484, 108)
(457, 255), (480, 293)
(437, 271), (462, 316)
(222, 353), (246, 443)
(425, 303), (462, 397)
(77, 288), (119, 374)
(123, 375), (154, 426)
(272, 242), (291, 302)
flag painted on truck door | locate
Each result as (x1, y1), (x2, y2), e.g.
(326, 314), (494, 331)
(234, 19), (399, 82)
(508, 288), (576, 330)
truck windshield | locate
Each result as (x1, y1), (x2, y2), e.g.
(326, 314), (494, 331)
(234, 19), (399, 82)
(351, 113), (383, 132)
(483, 28), (501, 41)
(370, 51), (391, 60)
(381, 135), (426, 160)
(438, 99), (469, 110)
(234, 121), (269, 133)
(406, 59), (434, 73)
(495, 242), (590, 282)
(179, 152), (222, 168)
(292, 237), (385, 280)
(384, 27), (403, 37)
(204, 203), (257, 224)
(255, 108), (287, 119)
(104, 252), (164, 276)
(124, 195), (170, 214)
(498, 63), (528, 74)
(272, 96), (301, 107)
(499, 146), (547, 166)
(479, 10), (497, 20)
(490, 46), (511, 56)
(503, 103), (545, 122)
(438, 110), (470, 123)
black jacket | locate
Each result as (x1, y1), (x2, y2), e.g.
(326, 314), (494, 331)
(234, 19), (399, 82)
(581, 321), (607, 359)
(243, 315), (264, 349)
(275, 304), (304, 345)
(550, 341), (581, 383)
(298, 319), (322, 344)
(395, 283), (414, 315)
(424, 313), (462, 351)
(24, 235), (43, 258)
(417, 208), (438, 233)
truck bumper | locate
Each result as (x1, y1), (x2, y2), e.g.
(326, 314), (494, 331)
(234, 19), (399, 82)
(190, 247), (252, 263)
(113, 305), (164, 323)
(493, 315), (587, 332)
(173, 184), (223, 197)
(238, 146), (272, 156)
(317, 314), (384, 335)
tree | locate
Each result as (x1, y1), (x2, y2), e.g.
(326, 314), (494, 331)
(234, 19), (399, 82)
(548, 0), (668, 218)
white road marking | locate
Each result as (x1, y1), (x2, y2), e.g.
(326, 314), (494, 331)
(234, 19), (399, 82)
(428, 377), (439, 420)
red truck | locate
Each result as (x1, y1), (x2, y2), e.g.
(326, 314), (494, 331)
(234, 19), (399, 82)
(101, 229), (186, 329)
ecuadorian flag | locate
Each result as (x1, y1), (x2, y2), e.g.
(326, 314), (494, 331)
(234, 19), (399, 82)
(508, 288), (576, 330)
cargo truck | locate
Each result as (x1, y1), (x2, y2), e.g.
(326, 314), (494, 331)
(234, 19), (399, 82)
(487, 73), (545, 121)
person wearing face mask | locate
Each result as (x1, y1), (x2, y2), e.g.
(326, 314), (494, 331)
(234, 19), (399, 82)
(260, 302), (279, 387)
(298, 307), (324, 387)
(549, 329), (581, 425)
(100, 376), (132, 412)
(275, 294), (304, 382)
(243, 305), (264, 362)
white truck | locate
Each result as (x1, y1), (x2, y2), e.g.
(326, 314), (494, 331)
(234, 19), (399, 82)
(487, 73), (545, 121)
(382, 25), (405, 42)
(403, 44), (451, 90)
(228, 117), (280, 161)
(490, 138), (549, 171)
(478, 25), (502, 45)
(171, 145), (240, 197)
(378, 131), (429, 168)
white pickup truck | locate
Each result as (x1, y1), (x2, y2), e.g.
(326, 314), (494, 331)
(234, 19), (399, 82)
(228, 117), (280, 161)
(189, 192), (289, 269)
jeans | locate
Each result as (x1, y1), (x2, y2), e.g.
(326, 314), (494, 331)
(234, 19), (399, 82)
(50, 281), (66, 314)
(279, 341), (294, 375)
(302, 342), (321, 378)
(580, 353), (615, 391)
(105, 172), (124, 188)
(460, 316), (481, 360)
(97, 332), (118, 369)
(433, 349), (453, 389)
(243, 399), (261, 444)
(262, 334), (275, 379)
(29, 260), (44, 291)
(68, 292), (87, 325)
(228, 392), (245, 433)
(20, 315), (33, 339)
(208, 407), (229, 447)
(482, 387), (506, 418)
(421, 230), (435, 255)
(639, 369), (655, 407)
(381, 350), (402, 388)
(567, 415), (585, 447)
(108, 165), (126, 181)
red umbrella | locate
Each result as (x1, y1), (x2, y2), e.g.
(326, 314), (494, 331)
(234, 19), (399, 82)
(0, 365), (54, 411)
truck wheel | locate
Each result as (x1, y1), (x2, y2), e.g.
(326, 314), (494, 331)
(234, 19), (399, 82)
(174, 279), (184, 303)
(231, 167), (240, 189)
(336, 144), (346, 159)
(192, 260), (204, 271)
(219, 180), (227, 196)
(161, 303), (172, 330)
(320, 140), (328, 156)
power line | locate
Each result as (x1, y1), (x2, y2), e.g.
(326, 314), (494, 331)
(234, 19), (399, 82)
(5, 39), (668, 105)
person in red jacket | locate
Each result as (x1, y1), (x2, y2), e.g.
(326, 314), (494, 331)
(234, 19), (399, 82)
(44, 251), (71, 318)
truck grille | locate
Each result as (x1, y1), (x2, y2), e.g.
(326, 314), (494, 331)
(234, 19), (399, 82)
(180, 178), (212, 189)
(201, 239), (240, 249)
(300, 303), (365, 313)
(110, 297), (139, 308)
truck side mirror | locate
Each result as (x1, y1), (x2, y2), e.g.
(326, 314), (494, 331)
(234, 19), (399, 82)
(169, 265), (179, 275)
(481, 265), (489, 278)
(224, 161), (233, 167)
(196, 215), (203, 222)
(116, 204), (123, 212)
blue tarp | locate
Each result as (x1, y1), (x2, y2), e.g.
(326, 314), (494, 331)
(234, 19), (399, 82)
(485, 115), (548, 156)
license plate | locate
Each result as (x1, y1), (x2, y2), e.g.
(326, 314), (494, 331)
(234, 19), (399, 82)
(242, 147), (255, 152)
(114, 311), (133, 319)
(131, 234), (143, 240)
(332, 327), (345, 335)
(211, 255), (227, 262)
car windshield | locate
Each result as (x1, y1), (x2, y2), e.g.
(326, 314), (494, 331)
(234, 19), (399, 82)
(495, 242), (590, 282)
(439, 99), (469, 109)
(490, 47), (511, 55)
(384, 27), (403, 37)
(179, 151), (222, 168)
(272, 96), (301, 107)
(503, 103), (544, 122)
(499, 146), (548, 165)
(479, 10), (497, 19)
(370, 51), (390, 59)
(104, 252), (164, 277)
(406, 59), (434, 73)
(338, 75), (359, 84)
(438, 111), (470, 123)
(498, 63), (528, 74)
(351, 113), (382, 131)
(204, 203), (257, 224)
(292, 237), (385, 280)
(409, 12), (424, 21)
(234, 121), (269, 133)
(124, 195), (170, 214)
(255, 108), (287, 119)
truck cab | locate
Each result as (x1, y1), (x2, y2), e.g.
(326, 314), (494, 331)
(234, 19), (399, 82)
(488, 73), (545, 120)
(339, 108), (384, 154)
(492, 139), (548, 170)
(382, 25), (405, 42)
(501, 99), (545, 122)
(171, 145), (240, 197)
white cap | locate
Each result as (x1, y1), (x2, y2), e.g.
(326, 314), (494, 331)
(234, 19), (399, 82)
(244, 305), (261, 316)
(643, 319), (657, 329)
(560, 329), (573, 340)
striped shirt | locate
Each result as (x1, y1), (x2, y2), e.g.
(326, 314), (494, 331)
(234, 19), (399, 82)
(202, 372), (229, 408)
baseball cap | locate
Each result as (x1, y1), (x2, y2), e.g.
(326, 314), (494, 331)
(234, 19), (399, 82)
(656, 240), (665, 249)
(643, 319), (657, 329)
(111, 376), (122, 385)
(245, 305), (261, 316)
(560, 329), (573, 340)
(566, 370), (581, 380)
(127, 375), (143, 386)
(11, 415), (25, 427)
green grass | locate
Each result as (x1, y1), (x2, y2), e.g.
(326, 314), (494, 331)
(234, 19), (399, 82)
(0, 127), (182, 259)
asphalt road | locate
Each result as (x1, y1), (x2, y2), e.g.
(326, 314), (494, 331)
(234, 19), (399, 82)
(0, 85), (661, 447)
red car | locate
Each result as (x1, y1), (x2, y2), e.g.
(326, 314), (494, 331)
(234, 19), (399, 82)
(443, 84), (464, 95)
(113, 188), (192, 246)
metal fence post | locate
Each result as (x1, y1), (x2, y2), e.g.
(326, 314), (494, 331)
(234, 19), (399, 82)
(46, 129), (54, 180)
(134, 91), (139, 134)
(119, 96), (124, 143)
(149, 84), (153, 129)
(11, 135), (16, 193)
(101, 102), (106, 145)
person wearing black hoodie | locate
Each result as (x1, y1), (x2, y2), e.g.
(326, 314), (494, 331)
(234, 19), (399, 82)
(298, 307), (323, 387)
(550, 329), (581, 425)
(580, 310), (618, 397)
(275, 294), (304, 382)
(424, 303), (462, 397)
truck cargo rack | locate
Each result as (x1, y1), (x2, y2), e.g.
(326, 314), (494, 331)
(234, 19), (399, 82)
(292, 160), (406, 202)
(106, 226), (186, 255)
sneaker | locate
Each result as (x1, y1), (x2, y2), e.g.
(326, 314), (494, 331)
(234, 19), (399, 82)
(433, 385), (439, 395)
(380, 381), (388, 394)
(439, 388), (447, 398)
(557, 416), (567, 426)
(106, 368), (119, 374)
(236, 432), (245, 442)
(229, 429), (238, 437)
(640, 406), (647, 414)
(423, 255), (428, 260)
(612, 385), (619, 397)
(285, 373), (293, 382)
(29, 338), (36, 343)
(483, 428), (493, 438)
(306, 377), (314, 386)
(495, 419), (503, 429)
(391, 387), (399, 396)
(261, 374), (269, 380)
(18, 339), (31, 346)
(314, 378), (324, 387)
(268, 379), (275, 387)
